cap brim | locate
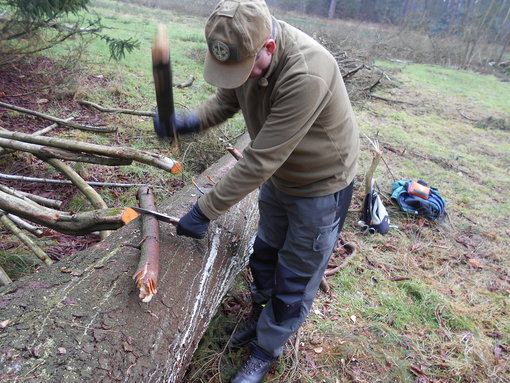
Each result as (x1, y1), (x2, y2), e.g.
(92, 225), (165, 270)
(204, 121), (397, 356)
(204, 51), (256, 89)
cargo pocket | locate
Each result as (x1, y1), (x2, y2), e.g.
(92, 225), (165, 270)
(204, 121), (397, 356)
(312, 220), (339, 253)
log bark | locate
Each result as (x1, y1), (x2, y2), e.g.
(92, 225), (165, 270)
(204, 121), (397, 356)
(0, 134), (259, 383)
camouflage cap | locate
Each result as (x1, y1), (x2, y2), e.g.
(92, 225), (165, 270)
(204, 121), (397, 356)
(204, 0), (272, 89)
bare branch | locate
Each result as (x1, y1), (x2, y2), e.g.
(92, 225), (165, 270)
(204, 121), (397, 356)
(0, 137), (133, 166)
(78, 100), (155, 117)
(0, 210), (44, 237)
(42, 158), (112, 239)
(0, 101), (116, 133)
(133, 187), (161, 303)
(0, 190), (124, 235)
(0, 130), (182, 173)
(0, 173), (147, 188)
(0, 211), (53, 265)
(0, 183), (62, 209)
(0, 266), (12, 286)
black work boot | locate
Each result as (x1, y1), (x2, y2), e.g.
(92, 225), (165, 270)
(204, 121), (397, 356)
(230, 349), (276, 383)
(230, 303), (264, 349)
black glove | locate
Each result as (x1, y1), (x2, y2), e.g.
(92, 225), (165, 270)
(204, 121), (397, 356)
(153, 111), (200, 140)
(176, 203), (210, 239)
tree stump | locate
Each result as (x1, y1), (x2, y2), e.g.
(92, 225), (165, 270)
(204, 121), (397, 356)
(0, 134), (258, 383)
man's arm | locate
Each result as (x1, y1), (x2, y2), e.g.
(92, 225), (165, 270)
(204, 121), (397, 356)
(198, 74), (331, 220)
(196, 88), (241, 129)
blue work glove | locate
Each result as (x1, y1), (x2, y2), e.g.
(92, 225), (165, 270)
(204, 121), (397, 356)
(176, 203), (210, 239)
(153, 111), (200, 140)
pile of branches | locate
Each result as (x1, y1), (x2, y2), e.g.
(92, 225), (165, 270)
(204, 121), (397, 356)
(0, 100), (182, 284)
(315, 34), (392, 104)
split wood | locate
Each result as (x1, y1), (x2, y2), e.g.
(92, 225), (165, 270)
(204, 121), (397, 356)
(0, 101), (116, 133)
(132, 186), (161, 303)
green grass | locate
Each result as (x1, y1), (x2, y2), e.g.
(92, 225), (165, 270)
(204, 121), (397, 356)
(375, 60), (510, 114)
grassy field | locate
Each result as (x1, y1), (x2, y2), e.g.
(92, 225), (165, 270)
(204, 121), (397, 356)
(1, 0), (509, 382)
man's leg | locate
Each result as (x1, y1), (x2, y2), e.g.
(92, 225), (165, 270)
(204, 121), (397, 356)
(231, 183), (353, 383)
(230, 180), (287, 348)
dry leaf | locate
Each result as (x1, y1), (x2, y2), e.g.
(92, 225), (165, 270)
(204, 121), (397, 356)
(468, 259), (483, 269)
(36, 98), (49, 104)
(0, 320), (11, 328)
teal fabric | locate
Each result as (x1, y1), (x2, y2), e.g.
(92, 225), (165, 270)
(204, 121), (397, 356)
(391, 180), (445, 219)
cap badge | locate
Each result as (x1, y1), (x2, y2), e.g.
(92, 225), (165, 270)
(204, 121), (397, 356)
(211, 41), (230, 62)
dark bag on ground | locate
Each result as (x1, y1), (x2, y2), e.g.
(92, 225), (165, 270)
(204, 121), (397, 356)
(360, 189), (390, 234)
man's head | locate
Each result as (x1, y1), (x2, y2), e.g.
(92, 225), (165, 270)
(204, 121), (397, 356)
(204, 0), (275, 89)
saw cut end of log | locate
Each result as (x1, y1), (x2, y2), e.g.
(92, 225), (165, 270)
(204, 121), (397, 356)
(121, 207), (139, 224)
(171, 162), (183, 174)
(133, 265), (157, 303)
(152, 24), (169, 66)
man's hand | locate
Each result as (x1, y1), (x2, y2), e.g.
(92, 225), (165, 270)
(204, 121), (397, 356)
(176, 203), (210, 239)
(153, 111), (200, 140)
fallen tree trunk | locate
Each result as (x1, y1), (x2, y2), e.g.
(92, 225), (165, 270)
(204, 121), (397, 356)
(0, 134), (259, 383)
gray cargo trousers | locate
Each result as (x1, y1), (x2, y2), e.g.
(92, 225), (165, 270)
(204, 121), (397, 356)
(250, 179), (353, 358)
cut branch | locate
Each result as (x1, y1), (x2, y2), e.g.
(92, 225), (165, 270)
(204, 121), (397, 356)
(342, 64), (366, 80)
(0, 137), (133, 166)
(0, 129), (182, 173)
(133, 187), (162, 303)
(176, 75), (195, 89)
(0, 173), (147, 188)
(78, 100), (155, 117)
(0, 266), (12, 286)
(0, 101), (116, 133)
(0, 190), (125, 235)
(42, 157), (112, 239)
(0, 211), (53, 265)
(0, 210), (44, 237)
(364, 135), (382, 194)
(0, 184), (62, 209)
(0, 118), (73, 157)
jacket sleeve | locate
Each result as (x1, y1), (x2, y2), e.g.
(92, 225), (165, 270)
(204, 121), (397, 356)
(196, 88), (240, 129)
(198, 74), (331, 220)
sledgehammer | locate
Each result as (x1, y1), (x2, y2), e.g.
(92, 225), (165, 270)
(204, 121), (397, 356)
(152, 24), (178, 146)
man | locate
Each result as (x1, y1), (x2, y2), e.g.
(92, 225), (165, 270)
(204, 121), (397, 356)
(154, 1), (359, 382)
